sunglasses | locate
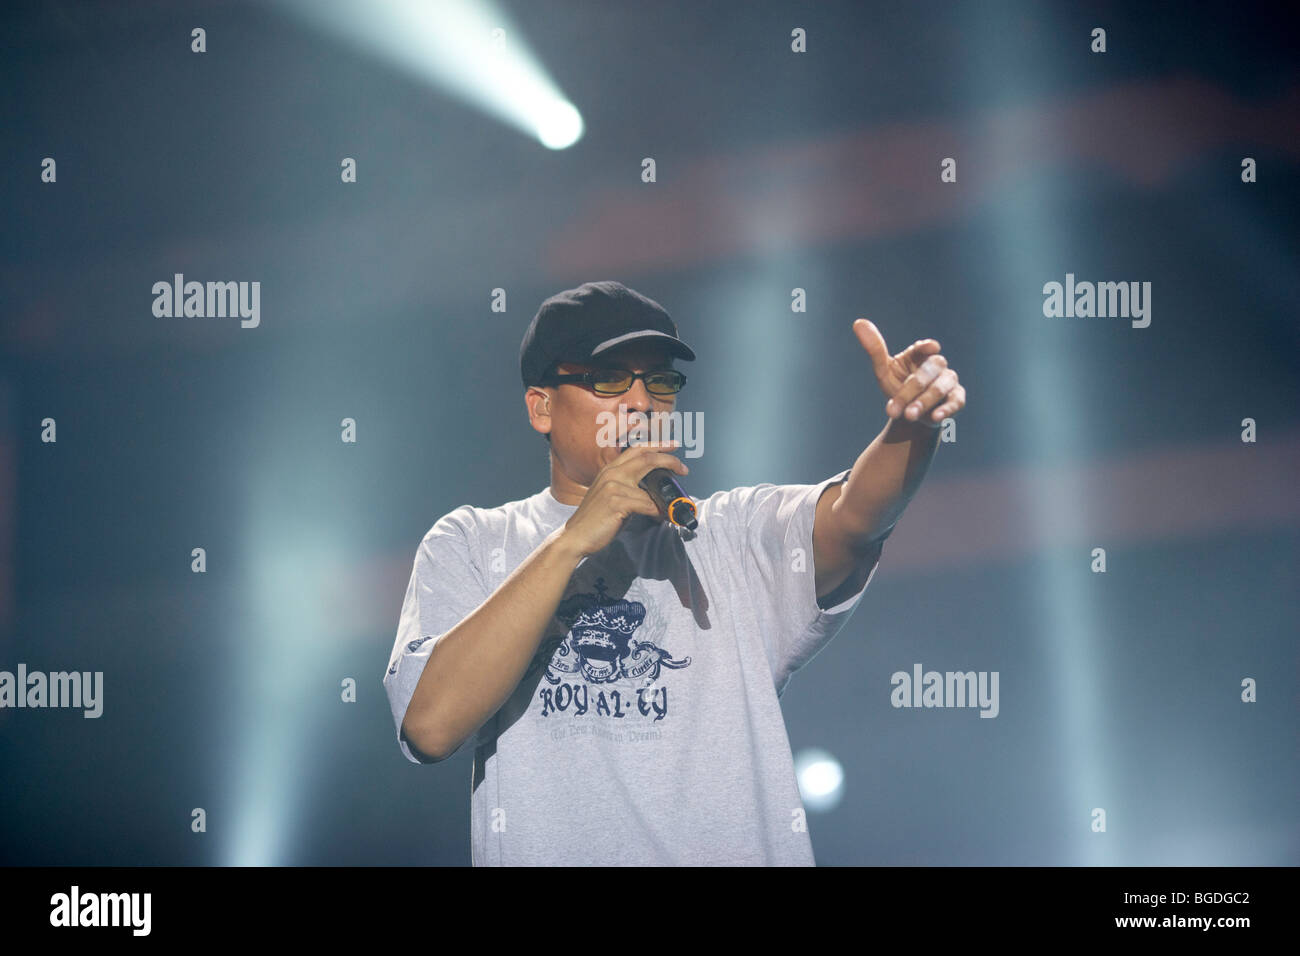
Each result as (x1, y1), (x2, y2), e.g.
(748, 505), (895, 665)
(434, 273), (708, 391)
(541, 367), (686, 396)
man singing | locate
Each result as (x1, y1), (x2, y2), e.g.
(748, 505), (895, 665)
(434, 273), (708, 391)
(383, 280), (966, 865)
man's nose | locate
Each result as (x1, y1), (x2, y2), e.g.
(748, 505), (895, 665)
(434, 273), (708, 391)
(623, 377), (654, 411)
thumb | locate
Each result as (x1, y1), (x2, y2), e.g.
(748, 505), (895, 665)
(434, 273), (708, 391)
(853, 319), (891, 380)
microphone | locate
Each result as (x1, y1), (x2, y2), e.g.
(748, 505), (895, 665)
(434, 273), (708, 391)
(639, 467), (698, 530)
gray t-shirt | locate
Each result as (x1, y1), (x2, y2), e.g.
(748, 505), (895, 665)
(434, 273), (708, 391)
(383, 468), (886, 865)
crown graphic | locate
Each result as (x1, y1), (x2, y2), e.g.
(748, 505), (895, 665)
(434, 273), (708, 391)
(557, 578), (645, 635)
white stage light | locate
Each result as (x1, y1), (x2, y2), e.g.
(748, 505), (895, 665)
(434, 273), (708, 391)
(794, 747), (845, 812)
(536, 99), (584, 150)
(278, 0), (585, 150)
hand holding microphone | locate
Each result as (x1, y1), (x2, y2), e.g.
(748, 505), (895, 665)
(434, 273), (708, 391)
(561, 441), (692, 558)
(621, 431), (697, 530)
(637, 464), (697, 530)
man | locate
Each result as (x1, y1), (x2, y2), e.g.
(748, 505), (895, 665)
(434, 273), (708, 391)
(384, 280), (965, 865)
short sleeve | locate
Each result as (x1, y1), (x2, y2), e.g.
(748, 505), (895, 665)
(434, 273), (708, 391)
(723, 468), (888, 696)
(383, 509), (489, 764)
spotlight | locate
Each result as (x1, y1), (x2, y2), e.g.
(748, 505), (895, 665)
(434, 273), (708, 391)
(794, 747), (844, 812)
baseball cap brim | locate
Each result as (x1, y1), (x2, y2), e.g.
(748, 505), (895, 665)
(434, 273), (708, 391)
(588, 329), (696, 362)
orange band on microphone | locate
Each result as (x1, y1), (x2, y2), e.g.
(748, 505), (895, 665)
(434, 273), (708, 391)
(667, 496), (694, 525)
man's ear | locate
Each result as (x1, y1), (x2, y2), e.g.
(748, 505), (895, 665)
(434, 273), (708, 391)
(526, 386), (553, 435)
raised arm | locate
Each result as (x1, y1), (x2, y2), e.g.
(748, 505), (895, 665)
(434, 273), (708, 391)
(812, 319), (966, 601)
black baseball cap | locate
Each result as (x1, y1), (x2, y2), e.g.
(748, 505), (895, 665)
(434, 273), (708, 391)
(520, 280), (696, 388)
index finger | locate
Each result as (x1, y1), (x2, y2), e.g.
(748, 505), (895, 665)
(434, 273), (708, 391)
(614, 445), (688, 477)
(900, 339), (942, 367)
(617, 438), (681, 455)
